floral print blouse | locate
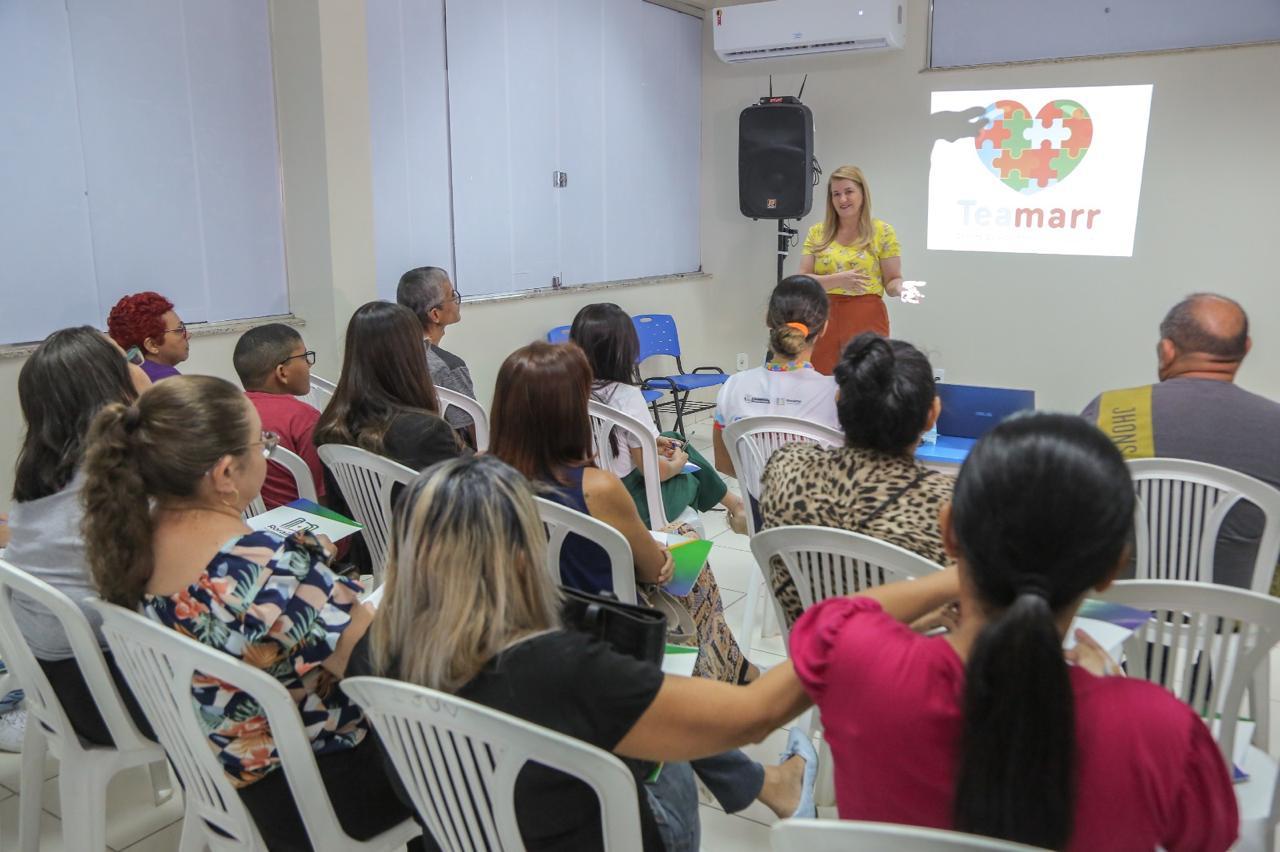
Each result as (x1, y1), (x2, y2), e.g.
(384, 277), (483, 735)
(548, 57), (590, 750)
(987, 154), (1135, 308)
(144, 531), (366, 787)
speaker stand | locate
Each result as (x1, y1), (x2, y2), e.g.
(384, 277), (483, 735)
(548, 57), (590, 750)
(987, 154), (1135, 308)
(776, 219), (798, 283)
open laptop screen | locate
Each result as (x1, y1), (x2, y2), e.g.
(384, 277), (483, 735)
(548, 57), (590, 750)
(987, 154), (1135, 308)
(936, 384), (1035, 440)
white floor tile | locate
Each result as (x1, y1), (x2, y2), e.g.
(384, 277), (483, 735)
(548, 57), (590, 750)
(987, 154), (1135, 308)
(706, 546), (762, 597)
(39, 764), (185, 851)
(0, 748), (59, 795)
(697, 804), (772, 851)
(0, 794), (69, 852)
(118, 820), (184, 852)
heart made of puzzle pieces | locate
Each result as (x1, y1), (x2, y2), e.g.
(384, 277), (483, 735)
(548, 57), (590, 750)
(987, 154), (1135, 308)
(974, 99), (1092, 195)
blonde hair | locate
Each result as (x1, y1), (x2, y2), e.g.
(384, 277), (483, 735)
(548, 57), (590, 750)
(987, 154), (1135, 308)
(814, 165), (874, 254)
(369, 456), (562, 692)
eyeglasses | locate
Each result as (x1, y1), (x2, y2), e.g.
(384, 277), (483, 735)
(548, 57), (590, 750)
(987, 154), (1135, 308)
(164, 322), (188, 338)
(279, 350), (317, 367)
(433, 289), (462, 310)
(243, 431), (280, 459)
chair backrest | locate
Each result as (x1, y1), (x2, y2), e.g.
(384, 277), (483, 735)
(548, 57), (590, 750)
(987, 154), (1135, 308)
(308, 374), (338, 412)
(722, 415), (845, 534)
(1128, 457), (1280, 593)
(0, 560), (154, 756)
(534, 496), (636, 604)
(751, 526), (945, 644)
(317, 444), (418, 581)
(342, 676), (645, 852)
(87, 600), (415, 852)
(1100, 579), (1280, 766)
(243, 445), (320, 520)
(586, 400), (667, 530)
(632, 314), (681, 363)
(771, 819), (1048, 852)
(546, 325), (571, 344)
(436, 387), (491, 452)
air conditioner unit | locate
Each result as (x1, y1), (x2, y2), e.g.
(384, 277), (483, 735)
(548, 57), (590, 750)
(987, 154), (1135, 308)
(712, 0), (905, 63)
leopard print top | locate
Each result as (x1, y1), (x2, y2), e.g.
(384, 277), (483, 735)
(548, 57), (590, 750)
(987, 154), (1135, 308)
(759, 442), (955, 627)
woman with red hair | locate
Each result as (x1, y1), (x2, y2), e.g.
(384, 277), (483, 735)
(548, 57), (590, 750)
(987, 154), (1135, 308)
(106, 292), (189, 382)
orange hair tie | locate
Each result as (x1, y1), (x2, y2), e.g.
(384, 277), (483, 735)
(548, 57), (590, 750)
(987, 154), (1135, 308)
(784, 322), (810, 336)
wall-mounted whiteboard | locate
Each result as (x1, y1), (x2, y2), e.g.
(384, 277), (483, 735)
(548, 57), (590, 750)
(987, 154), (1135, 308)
(931, 0), (1280, 69)
(0, 0), (287, 345)
(367, 0), (702, 300)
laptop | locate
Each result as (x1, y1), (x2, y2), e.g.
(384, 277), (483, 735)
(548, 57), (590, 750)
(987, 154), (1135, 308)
(936, 384), (1035, 440)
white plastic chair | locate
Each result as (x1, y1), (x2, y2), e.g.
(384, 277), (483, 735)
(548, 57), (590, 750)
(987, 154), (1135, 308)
(342, 676), (644, 852)
(751, 525), (945, 806)
(1101, 579), (1280, 852)
(243, 445), (320, 519)
(588, 399), (698, 532)
(723, 416), (844, 644)
(436, 386), (490, 452)
(317, 444), (417, 583)
(0, 559), (175, 852)
(1128, 458), (1280, 594)
(771, 819), (1049, 851)
(307, 373), (337, 412)
(534, 496), (636, 604)
(87, 600), (420, 852)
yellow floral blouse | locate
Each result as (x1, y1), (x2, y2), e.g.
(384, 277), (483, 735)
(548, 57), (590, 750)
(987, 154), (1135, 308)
(802, 219), (901, 297)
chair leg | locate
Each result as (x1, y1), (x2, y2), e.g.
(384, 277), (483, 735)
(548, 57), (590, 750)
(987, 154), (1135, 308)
(740, 574), (760, 653)
(18, 719), (47, 852)
(148, 759), (175, 806)
(58, 765), (109, 852)
(177, 806), (207, 852)
(672, 391), (688, 436)
(814, 732), (837, 808)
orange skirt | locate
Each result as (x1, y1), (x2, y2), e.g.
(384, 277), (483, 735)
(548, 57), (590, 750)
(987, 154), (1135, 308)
(812, 294), (889, 374)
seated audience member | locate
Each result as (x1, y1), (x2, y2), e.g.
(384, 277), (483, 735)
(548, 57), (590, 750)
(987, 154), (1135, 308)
(759, 333), (951, 627)
(350, 456), (816, 852)
(106, 291), (189, 382)
(80, 375), (421, 851)
(786, 413), (1238, 850)
(313, 302), (460, 526)
(570, 302), (749, 533)
(712, 275), (841, 481)
(1083, 293), (1280, 589)
(6, 327), (152, 744)
(396, 266), (477, 440)
(233, 323), (326, 509)
(489, 342), (753, 683)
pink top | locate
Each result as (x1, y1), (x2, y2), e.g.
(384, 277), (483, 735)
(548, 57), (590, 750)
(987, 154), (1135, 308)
(791, 597), (1239, 852)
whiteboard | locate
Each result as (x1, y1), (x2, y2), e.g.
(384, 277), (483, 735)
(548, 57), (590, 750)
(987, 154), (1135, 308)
(931, 0), (1280, 68)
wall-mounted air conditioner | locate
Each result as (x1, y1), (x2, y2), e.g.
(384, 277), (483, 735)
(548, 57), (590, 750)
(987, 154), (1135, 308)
(712, 0), (905, 63)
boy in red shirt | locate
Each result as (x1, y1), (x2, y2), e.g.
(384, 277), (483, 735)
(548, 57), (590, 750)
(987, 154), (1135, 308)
(233, 324), (326, 509)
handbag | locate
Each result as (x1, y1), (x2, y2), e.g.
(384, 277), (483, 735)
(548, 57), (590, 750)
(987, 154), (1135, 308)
(559, 585), (667, 665)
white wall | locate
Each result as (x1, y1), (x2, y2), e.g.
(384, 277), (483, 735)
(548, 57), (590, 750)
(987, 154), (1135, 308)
(700, 2), (1280, 412)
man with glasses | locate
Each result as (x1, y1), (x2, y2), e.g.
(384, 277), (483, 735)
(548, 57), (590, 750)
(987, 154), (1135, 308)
(396, 265), (478, 443)
(106, 291), (190, 382)
(232, 323), (326, 510)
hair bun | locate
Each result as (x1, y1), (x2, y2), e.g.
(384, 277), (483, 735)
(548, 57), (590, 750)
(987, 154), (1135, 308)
(835, 333), (894, 392)
(121, 405), (143, 433)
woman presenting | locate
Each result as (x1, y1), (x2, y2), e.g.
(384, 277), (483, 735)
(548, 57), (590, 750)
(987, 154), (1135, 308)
(799, 165), (903, 374)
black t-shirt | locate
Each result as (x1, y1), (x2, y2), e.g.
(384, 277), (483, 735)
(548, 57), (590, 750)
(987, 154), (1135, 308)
(348, 629), (667, 851)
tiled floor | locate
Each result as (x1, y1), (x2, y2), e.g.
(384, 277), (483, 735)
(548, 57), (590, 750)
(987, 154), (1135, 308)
(6, 409), (1277, 849)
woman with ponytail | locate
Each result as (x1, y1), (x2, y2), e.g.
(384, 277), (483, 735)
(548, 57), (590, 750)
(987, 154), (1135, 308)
(711, 275), (840, 485)
(81, 375), (420, 851)
(786, 413), (1238, 850)
(759, 332), (952, 627)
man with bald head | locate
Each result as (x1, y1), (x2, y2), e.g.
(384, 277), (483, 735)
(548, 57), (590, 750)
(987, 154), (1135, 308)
(1083, 293), (1280, 588)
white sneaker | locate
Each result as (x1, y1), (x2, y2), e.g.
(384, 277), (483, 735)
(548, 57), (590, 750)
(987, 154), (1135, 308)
(0, 708), (27, 753)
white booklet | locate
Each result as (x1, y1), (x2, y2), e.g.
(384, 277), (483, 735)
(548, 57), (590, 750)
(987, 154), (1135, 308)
(246, 498), (363, 543)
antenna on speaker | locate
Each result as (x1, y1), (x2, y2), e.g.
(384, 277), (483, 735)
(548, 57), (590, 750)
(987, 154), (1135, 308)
(797, 74), (808, 101)
(769, 75), (773, 98)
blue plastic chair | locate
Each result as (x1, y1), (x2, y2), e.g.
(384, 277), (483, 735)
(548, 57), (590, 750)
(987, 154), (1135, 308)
(548, 323), (666, 428)
(633, 314), (728, 435)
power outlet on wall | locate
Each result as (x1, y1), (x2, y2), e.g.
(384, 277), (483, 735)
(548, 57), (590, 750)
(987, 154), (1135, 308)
(934, 367), (946, 383)
(735, 352), (750, 371)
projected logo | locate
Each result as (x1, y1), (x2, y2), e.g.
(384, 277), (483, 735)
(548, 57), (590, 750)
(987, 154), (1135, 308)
(976, 100), (1093, 195)
(928, 85), (1152, 257)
